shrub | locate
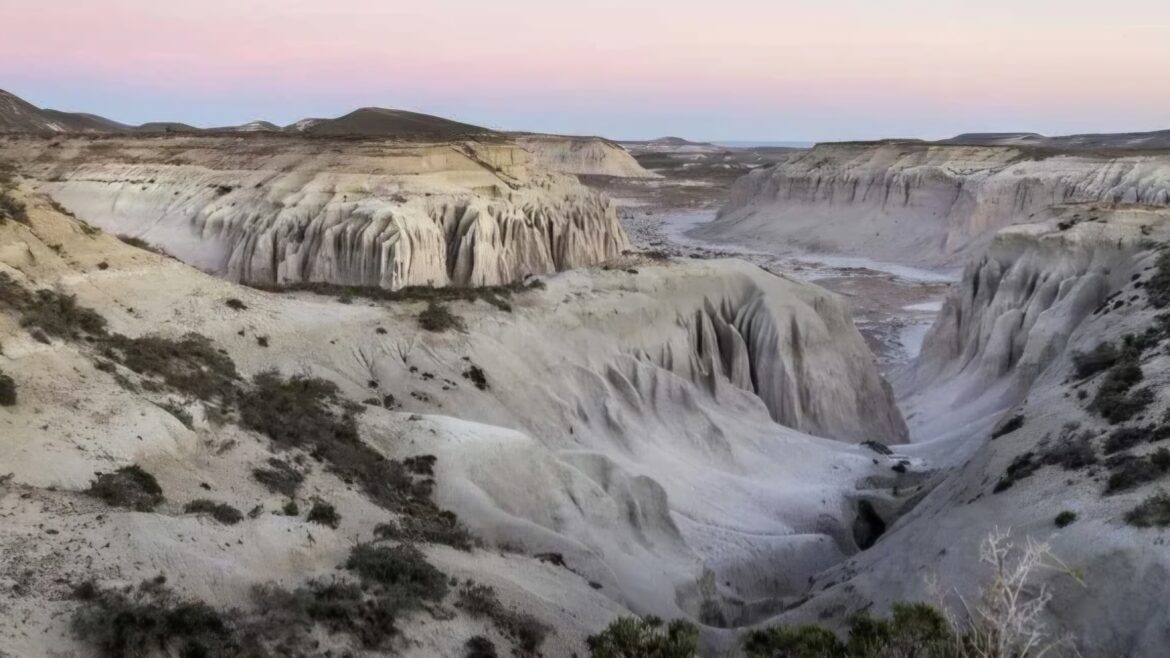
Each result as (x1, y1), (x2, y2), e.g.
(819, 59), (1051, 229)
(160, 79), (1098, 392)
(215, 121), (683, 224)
(282, 499), (300, 516)
(1091, 356), (1145, 423)
(87, 465), (164, 511)
(116, 234), (164, 255)
(463, 365), (488, 390)
(1054, 511), (1077, 528)
(103, 333), (238, 402)
(0, 161), (28, 226)
(458, 582), (551, 654)
(844, 602), (954, 657)
(993, 452), (1039, 493)
(239, 371), (428, 511)
(990, 414), (1024, 440)
(743, 624), (843, 657)
(1104, 426), (1148, 455)
(184, 499), (244, 525)
(1147, 251), (1170, 308)
(861, 440), (893, 456)
(71, 577), (239, 658)
(307, 500), (341, 528)
(252, 458), (303, 497)
(1071, 342), (1119, 378)
(0, 370), (15, 406)
(21, 288), (108, 339)
(1125, 491), (1170, 527)
(1040, 429), (1097, 470)
(466, 635), (499, 658)
(373, 510), (476, 551)
(1104, 450), (1170, 494)
(418, 301), (464, 332)
(587, 615), (699, 658)
(345, 543), (449, 601)
(224, 298), (248, 311)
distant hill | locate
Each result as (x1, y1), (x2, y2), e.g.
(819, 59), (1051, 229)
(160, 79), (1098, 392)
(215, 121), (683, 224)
(0, 89), (494, 139)
(943, 130), (1170, 150)
(295, 107), (493, 138)
(0, 89), (128, 133)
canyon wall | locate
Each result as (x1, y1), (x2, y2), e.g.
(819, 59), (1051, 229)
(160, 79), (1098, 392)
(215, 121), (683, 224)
(0, 135), (631, 289)
(779, 205), (1170, 657)
(699, 142), (1170, 266)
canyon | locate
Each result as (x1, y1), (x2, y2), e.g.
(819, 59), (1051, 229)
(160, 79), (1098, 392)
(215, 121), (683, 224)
(3, 94), (1170, 657)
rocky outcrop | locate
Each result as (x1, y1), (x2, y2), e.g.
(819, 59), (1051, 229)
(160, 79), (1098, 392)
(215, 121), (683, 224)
(516, 135), (657, 178)
(700, 142), (1170, 266)
(2, 135), (630, 289)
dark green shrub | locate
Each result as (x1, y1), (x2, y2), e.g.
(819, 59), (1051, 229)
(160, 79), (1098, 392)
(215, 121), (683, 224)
(458, 582), (551, 654)
(466, 635), (499, 658)
(587, 615), (698, 658)
(1041, 431), (1097, 470)
(87, 465), (164, 511)
(184, 499), (243, 525)
(1125, 491), (1170, 527)
(307, 500), (341, 528)
(373, 510), (476, 551)
(463, 365), (488, 390)
(1071, 342), (1119, 378)
(991, 414), (1025, 439)
(743, 624), (843, 658)
(419, 301), (464, 332)
(1103, 387), (1155, 424)
(282, 499), (300, 516)
(224, 298), (248, 311)
(103, 333), (238, 403)
(1147, 251), (1170, 308)
(252, 458), (303, 497)
(993, 452), (1039, 493)
(345, 543), (449, 601)
(0, 370), (15, 406)
(21, 288), (108, 339)
(239, 371), (427, 511)
(1104, 426), (1149, 455)
(1055, 511), (1077, 527)
(845, 603), (954, 657)
(1105, 450), (1170, 494)
(71, 577), (239, 658)
(0, 161), (27, 225)
(1091, 357), (1145, 423)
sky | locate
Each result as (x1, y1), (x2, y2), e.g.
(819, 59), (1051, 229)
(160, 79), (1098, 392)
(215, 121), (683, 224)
(2, 0), (1168, 142)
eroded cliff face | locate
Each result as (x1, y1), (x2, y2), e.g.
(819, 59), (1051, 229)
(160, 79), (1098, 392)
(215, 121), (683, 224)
(780, 205), (1170, 657)
(516, 135), (657, 178)
(0, 135), (630, 289)
(700, 142), (1170, 266)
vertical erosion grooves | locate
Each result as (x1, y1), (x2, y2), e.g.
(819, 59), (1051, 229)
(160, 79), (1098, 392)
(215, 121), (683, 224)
(642, 284), (908, 445)
(901, 212), (1162, 410)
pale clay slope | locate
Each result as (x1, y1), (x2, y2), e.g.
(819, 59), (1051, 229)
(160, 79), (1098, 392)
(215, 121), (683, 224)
(769, 205), (1170, 657)
(0, 188), (905, 656)
(0, 136), (634, 290)
(699, 142), (1170, 266)
(515, 135), (659, 179)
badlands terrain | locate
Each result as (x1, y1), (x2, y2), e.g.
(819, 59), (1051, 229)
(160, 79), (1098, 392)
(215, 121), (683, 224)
(2, 88), (1170, 657)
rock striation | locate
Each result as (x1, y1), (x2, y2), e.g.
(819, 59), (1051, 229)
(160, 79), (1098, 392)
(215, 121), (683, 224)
(2, 135), (631, 289)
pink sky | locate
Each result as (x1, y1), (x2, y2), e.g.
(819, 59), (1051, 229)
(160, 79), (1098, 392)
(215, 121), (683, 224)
(3, 0), (1168, 140)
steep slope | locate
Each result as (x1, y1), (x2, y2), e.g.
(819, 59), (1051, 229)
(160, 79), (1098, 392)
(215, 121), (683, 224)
(1, 135), (630, 289)
(1, 183), (908, 655)
(516, 135), (658, 178)
(700, 142), (1170, 266)
(772, 205), (1170, 656)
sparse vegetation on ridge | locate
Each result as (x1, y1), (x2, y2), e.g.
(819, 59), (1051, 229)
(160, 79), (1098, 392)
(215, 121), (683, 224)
(457, 582), (551, 655)
(0, 160), (28, 225)
(0, 370), (15, 406)
(418, 301), (464, 332)
(1125, 491), (1170, 527)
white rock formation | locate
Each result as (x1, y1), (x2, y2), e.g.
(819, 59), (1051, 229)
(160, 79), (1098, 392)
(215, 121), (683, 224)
(0, 188), (905, 655)
(516, 135), (658, 178)
(699, 142), (1170, 266)
(775, 205), (1170, 657)
(1, 135), (631, 289)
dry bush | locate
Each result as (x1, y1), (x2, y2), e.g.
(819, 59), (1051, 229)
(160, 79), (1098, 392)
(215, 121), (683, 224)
(86, 465), (164, 512)
(184, 499), (244, 525)
(458, 582), (551, 655)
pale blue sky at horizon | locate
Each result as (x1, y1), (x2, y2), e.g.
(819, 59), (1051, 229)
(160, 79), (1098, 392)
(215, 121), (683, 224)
(2, 0), (1168, 142)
